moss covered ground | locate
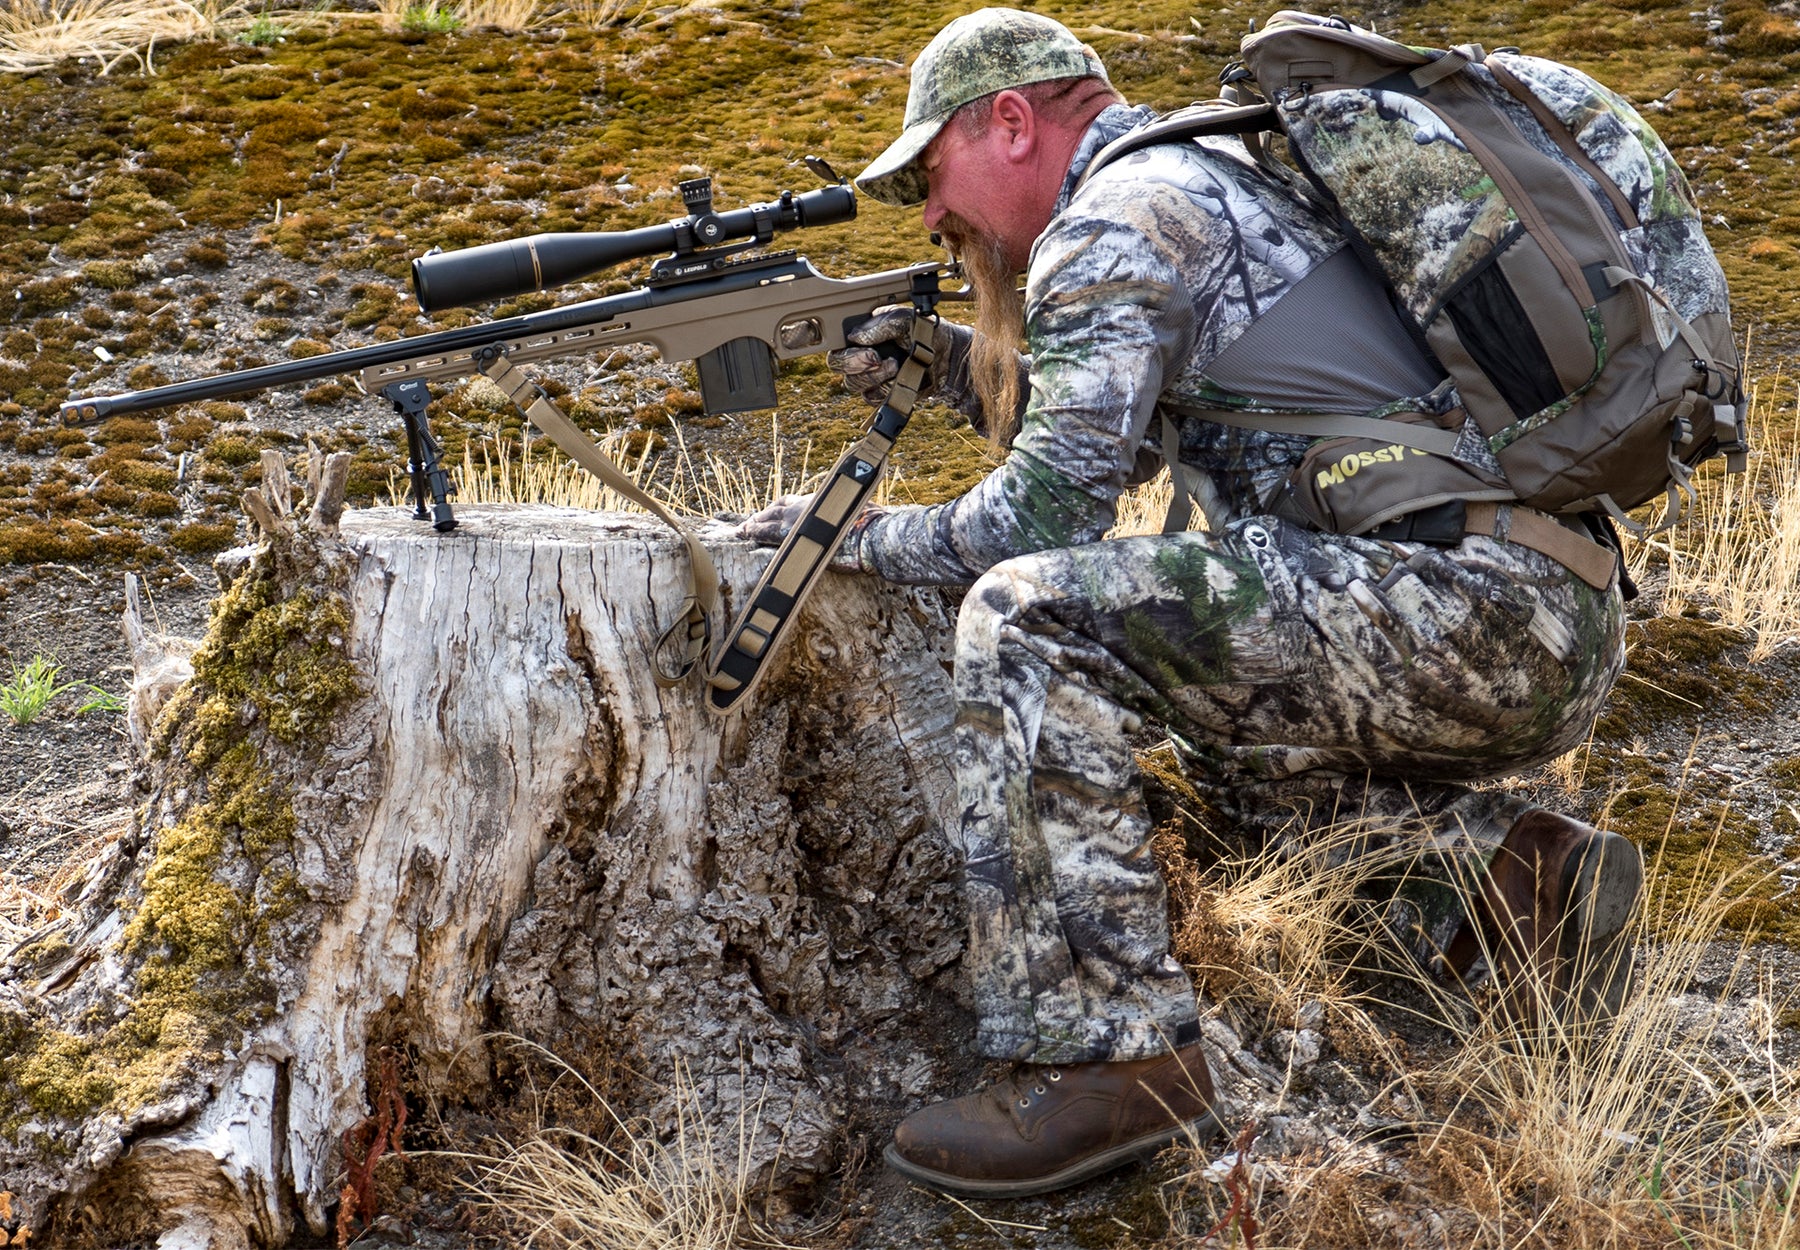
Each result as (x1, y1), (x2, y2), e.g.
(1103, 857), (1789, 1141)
(3, 0), (1792, 566)
(1, 2), (1798, 1244)
(0, 0), (1793, 1080)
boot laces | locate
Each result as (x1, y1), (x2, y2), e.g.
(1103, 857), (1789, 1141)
(1014, 1066), (1062, 1107)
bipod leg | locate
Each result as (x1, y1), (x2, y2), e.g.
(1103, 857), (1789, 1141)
(380, 378), (457, 532)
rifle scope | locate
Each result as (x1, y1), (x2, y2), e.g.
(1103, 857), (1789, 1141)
(412, 179), (857, 313)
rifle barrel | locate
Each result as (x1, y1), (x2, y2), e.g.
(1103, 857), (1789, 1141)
(60, 250), (956, 427)
(61, 285), (654, 425)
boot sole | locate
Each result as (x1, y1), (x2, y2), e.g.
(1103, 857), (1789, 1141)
(1558, 831), (1643, 1023)
(881, 1110), (1222, 1199)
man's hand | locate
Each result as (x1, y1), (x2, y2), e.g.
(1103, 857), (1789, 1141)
(739, 493), (883, 573)
(828, 307), (972, 406)
(739, 493), (811, 547)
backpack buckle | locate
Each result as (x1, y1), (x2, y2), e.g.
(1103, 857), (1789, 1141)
(1275, 83), (1314, 110)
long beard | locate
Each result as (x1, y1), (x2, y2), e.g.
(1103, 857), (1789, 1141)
(939, 213), (1025, 453)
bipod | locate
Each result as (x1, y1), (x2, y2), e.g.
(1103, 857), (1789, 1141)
(380, 378), (458, 532)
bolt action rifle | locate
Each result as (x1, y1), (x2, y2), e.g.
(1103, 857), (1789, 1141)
(62, 160), (963, 714)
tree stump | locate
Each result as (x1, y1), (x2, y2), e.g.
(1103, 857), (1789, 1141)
(0, 455), (968, 1247)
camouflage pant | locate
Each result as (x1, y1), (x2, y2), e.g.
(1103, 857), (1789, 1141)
(952, 513), (1625, 1064)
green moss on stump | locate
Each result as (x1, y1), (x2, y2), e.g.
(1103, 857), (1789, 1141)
(2, 555), (362, 1129)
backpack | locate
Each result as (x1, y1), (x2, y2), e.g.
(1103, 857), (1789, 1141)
(1087, 11), (1749, 559)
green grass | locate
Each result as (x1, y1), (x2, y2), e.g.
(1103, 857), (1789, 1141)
(0, 654), (116, 726)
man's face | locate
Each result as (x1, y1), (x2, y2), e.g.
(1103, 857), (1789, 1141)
(919, 116), (1033, 272)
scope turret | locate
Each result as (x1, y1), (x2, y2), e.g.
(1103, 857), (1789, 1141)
(412, 180), (857, 313)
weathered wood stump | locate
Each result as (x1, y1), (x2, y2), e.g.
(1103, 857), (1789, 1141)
(0, 457), (968, 1247)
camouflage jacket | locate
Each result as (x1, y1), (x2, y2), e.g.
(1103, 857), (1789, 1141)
(854, 104), (1430, 586)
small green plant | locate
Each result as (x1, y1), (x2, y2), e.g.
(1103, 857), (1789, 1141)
(400, 3), (463, 35)
(0, 655), (120, 726)
(1642, 1140), (1700, 1250)
(2, 655), (75, 726)
(233, 13), (289, 46)
(76, 685), (125, 716)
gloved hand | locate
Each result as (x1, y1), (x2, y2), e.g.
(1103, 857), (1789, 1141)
(828, 307), (973, 407)
(739, 493), (811, 547)
(738, 492), (884, 574)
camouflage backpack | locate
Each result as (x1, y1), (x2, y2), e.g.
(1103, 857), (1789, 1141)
(1089, 11), (1748, 561)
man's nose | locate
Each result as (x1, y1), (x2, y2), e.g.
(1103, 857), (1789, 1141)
(921, 195), (945, 233)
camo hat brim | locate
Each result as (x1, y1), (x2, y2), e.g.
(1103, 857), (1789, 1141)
(855, 8), (1109, 207)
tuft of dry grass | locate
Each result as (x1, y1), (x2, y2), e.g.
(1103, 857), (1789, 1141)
(1631, 376), (1800, 660)
(0, 870), (55, 949)
(1154, 792), (1800, 1250)
(438, 418), (1202, 544)
(426, 421), (874, 522)
(0, 0), (243, 73)
(0, 785), (123, 949)
(444, 1037), (802, 1250)
(563, 0), (649, 26)
(1162, 809), (1408, 1024)
(0, 0), (650, 75)
(1412, 851), (1800, 1250)
(1108, 467), (1209, 539)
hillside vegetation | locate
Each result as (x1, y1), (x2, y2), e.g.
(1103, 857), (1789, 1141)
(0, 1), (1797, 1248)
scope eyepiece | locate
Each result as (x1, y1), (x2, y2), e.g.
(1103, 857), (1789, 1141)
(411, 181), (859, 313)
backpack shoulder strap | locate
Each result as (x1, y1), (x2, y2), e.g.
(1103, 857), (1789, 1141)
(1078, 101), (1281, 191)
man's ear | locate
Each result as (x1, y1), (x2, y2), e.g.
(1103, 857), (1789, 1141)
(989, 89), (1036, 161)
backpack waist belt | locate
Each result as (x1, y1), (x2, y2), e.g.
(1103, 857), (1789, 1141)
(1366, 498), (1616, 590)
(1156, 409), (1618, 591)
(1462, 502), (1617, 591)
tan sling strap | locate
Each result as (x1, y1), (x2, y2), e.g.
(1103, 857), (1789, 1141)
(1463, 502), (1618, 591)
(480, 317), (941, 709)
(705, 311), (939, 714)
(477, 347), (720, 686)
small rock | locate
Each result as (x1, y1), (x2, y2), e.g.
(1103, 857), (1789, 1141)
(1273, 1028), (1323, 1069)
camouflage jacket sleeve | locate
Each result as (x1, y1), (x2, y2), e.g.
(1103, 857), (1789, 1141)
(852, 103), (1353, 586)
(854, 178), (1201, 586)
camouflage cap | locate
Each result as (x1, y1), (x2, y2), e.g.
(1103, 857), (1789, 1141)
(855, 8), (1109, 207)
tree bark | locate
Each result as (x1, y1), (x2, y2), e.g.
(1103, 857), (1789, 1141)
(0, 461), (967, 1247)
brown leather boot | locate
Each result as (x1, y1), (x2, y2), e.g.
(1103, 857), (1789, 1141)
(1445, 809), (1642, 1036)
(883, 1041), (1222, 1197)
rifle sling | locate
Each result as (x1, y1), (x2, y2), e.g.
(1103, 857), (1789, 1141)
(705, 311), (938, 714)
(478, 349), (719, 687)
(479, 313), (938, 712)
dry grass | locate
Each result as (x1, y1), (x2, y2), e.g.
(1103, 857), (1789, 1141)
(1414, 854), (1800, 1250)
(0, 0), (650, 72)
(0, 779), (125, 949)
(0, 0), (242, 74)
(1154, 794), (1800, 1250)
(1108, 468), (1209, 539)
(426, 421), (876, 521)
(439, 421), (1200, 541)
(0, 870), (55, 949)
(445, 1037), (801, 1250)
(1631, 376), (1800, 660)
(561, 0), (648, 27)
